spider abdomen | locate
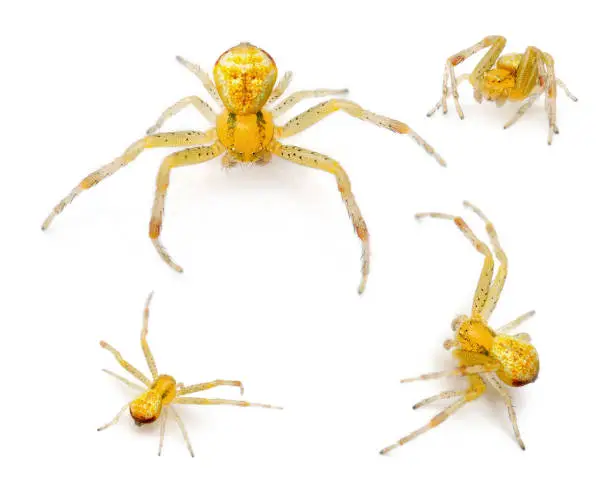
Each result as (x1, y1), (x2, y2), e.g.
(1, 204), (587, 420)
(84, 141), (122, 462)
(491, 335), (539, 387)
(129, 375), (176, 425)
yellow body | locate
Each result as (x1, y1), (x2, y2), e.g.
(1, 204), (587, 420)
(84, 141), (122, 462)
(455, 317), (539, 387)
(474, 51), (540, 102)
(130, 374), (177, 425)
(42, 42), (444, 294)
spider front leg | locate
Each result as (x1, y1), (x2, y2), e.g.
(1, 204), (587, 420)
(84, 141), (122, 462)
(140, 291), (158, 379)
(267, 71), (293, 105)
(100, 341), (151, 387)
(270, 142), (370, 294)
(380, 375), (486, 454)
(271, 88), (349, 117)
(178, 380), (245, 396)
(149, 142), (225, 272)
(428, 35), (506, 118)
(42, 130), (217, 230)
(176, 56), (223, 105)
(146, 96), (217, 134)
(277, 99), (445, 166)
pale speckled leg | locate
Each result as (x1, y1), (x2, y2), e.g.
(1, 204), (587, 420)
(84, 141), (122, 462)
(97, 403), (130, 431)
(178, 380), (245, 397)
(380, 375), (485, 454)
(271, 88), (348, 117)
(463, 202), (507, 320)
(149, 142), (225, 272)
(174, 397), (282, 409)
(270, 142), (370, 294)
(158, 409), (168, 456)
(146, 96), (217, 134)
(102, 369), (145, 391)
(267, 71), (293, 105)
(176, 56), (222, 105)
(415, 211), (493, 317)
(400, 363), (499, 383)
(412, 390), (463, 409)
(496, 310), (535, 334)
(428, 36), (506, 119)
(426, 74), (469, 116)
(140, 292), (158, 379)
(42, 130), (217, 230)
(485, 373), (525, 450)
(169, 406), (194, 457)
(503, 90), (543, 129)
(100, 341), (151, 386)
(277, 99), (445, 166)
(556, 79), (578, 101)
(542, 52), (558, 145)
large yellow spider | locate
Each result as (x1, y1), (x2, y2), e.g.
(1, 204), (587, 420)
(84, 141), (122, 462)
(98, 292), (282, 457)
(42, 42), (445, 294)
(427, 35), (577, 144)
(380, 202), (539, 455)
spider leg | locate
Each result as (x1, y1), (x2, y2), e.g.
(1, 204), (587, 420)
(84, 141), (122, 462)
(496, 310), (536, 334)
(140, 291), (158, 379)
(100, 341), (151, 387)
(484, 373), (526, 450)
(412, 390), (464, 409)
(276, 99), (445, 166)
(267, 71), (293, 105)
(149, 142), (225, 272)
(269, 142), (370, 294)
(401, 350), (500, 383)
(556, 78), (578, 101)
(102, 369), (146, 391)
(146, 96), (217, 134)
(174, 397), (282, 409)
(176, 56), (222, 105)
(542, 52), (559, 144)
(415, 210), (493, 317)
(271, 88), (348, 117)
(42, 130), (217, 230)
(169, 406), (194, 457)
(463, 202), (507, 320)
(429, 36), (506, 119)
(503, 90), (543, 130)
(426, 74), (470, 116)
(158, 409), (168, 456)
(97, 403), (130, 431)
(178, 380), (245, 397)
(380, 375), (486, 454)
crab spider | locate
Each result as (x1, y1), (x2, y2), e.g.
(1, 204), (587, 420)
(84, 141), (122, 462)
(380, 202), (539, 455)
(427, 35), (577, 144)
(98, 292), (282, 456)
(42, 42), (445, 294)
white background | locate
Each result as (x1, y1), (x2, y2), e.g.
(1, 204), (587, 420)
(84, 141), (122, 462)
(1, 1), (609, 494)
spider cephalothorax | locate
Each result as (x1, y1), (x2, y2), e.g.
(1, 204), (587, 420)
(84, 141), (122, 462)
(428, 35), (577, 144)
(98, 292), (281, 456)
(42, 43), (445, 294)
(381, 202), (539, 455)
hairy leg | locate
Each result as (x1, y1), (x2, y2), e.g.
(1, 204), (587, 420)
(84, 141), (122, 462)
(100, 341), (151, 386)
(270, 142), (370, 294)
(463, 202), (507, 320)
(149, 142), (225, 272)
(97, 403), (130, 431)
(276, 98), (445, 166)
(174, 397), (282, 409)
(178, 380), (245, 397)
(485, 373), (525, 449)
(42, 129), (217, 229)
(169, 406), (194, 457)
(380, 375), (485, 454)
(415, 211), (494, 317)
(176, 56), (222, 105)
(496, 310), (535, 334)
(140, 291), (158, 379)
(146, 96), (217, 134)
(267, 71), (293, 105)
(271, 88), (348, 117)
(102, 369), (145, 391)
(158, 409), (168, 456)
(429, 35), (506, 118)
